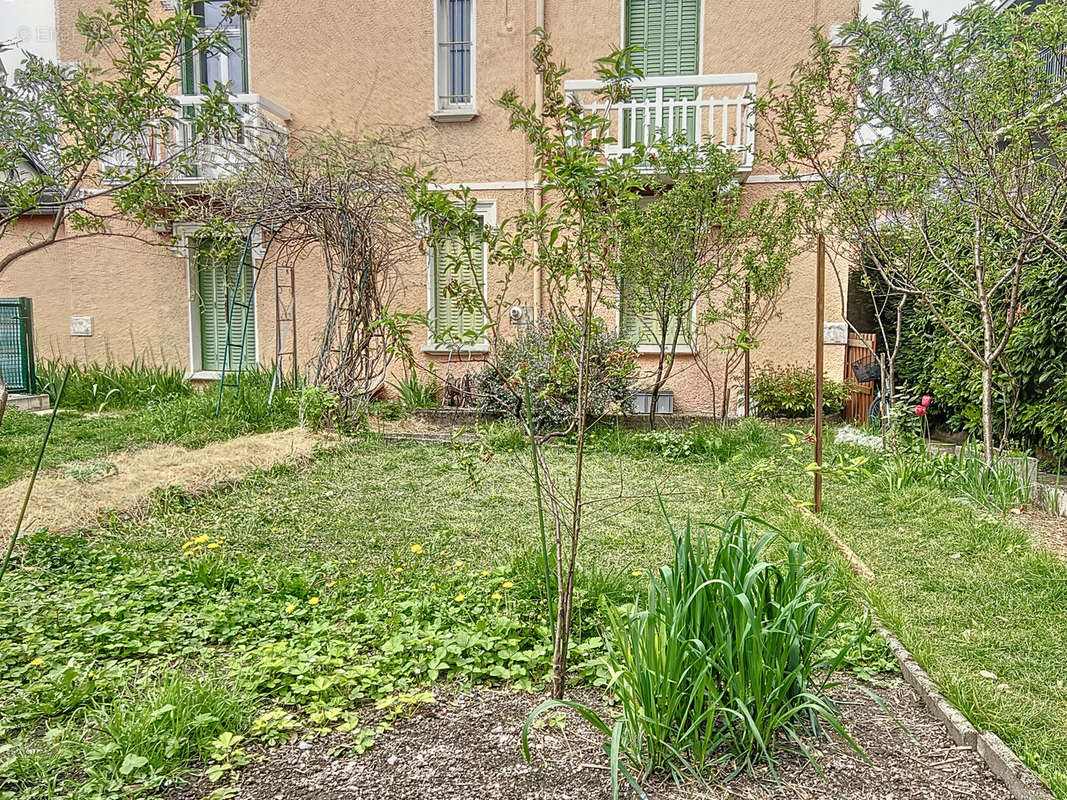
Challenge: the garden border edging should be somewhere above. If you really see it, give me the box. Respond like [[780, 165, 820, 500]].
[[794, 503, 1056, 800]]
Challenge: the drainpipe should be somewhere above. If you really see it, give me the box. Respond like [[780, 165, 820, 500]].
[[532, 0, 545, 322]]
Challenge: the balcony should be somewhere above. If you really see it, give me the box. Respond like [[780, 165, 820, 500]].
[[563, 73, 757, 174], [103, 93, 292, 185]]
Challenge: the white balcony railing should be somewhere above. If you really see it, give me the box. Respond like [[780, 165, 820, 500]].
[[564, 73, 757, 173], [103, 93, 292, 184]]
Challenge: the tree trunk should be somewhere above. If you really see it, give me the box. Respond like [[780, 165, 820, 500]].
[[980, 360, 995, 466]]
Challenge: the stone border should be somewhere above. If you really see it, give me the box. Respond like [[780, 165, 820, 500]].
[[800, 507, 1056, 800]]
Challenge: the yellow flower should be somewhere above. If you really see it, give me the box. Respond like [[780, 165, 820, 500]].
[[454, 560, 464, 568], [411, 544, 424, 554], [87, 671, 94, 678], [206, 542, 220, 550], [195, 534, 210, 544], [501, 581, 514, 589], [480, 570, 490, 577], [326, 581, 336, 588], [631, 570, 643, 577], [308, 597, 320, 605], [491, 593, 502, 601], [394, 566, 404, 574], [285, 603, 296, 613], [29, 657, 43, 667], [454, 594, 466, 603]]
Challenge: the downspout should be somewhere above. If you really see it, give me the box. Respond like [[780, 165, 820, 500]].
[[533, 0, 545, 322]]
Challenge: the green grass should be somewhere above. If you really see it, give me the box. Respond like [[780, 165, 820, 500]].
[[35, 360, 191, 412], [0, 370, 298, 489], [0, 420, 1064, 797]]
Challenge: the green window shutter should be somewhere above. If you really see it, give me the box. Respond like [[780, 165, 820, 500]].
[[625, 0, 700, 145], [197, 239, 256, 371], [432, 223, 485, 346], [626, 0, 699, 77], [620, 282, 690, 347]]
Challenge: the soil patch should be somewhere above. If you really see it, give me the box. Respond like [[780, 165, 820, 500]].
[[1022, 508, 1067, 561], [183, 674, 1014, 800], [0, 427, 326, 542]]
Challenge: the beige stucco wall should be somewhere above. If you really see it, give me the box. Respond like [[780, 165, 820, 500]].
[[2, 0, 855, 409]]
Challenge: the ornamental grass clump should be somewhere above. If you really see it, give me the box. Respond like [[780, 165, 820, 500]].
[[524, 512, 857, 797]]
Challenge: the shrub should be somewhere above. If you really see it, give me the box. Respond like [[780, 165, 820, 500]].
[[476, 317, 638, 431], [751, 364, 851, 418], [523, 512, 856, 795], [390, 370, 440, 408]]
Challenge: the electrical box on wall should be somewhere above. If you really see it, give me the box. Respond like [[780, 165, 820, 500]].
[[70, 316, 93, 337], [508, 305, 533, 326]]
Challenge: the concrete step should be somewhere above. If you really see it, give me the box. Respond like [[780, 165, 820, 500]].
[[7, 393, 51, 412]]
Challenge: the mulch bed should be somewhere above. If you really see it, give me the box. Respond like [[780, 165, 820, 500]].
[[171, 674, 1014, 800], [1022, 508, 1067, 562]]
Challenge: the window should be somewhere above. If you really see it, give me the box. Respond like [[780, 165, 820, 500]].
[[427, 203, 493, 350], [624, 0, 700, 145], [434, 0, 476, 116], [182, 1, 248, 94], [193, 237, 256, 373], [619, 281, 692, 349]]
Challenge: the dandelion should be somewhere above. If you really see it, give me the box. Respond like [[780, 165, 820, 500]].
[[491, 593, 502, 601], [29, 657, 43, 667], [195, 534, 209, 544], [285, 603, 297, 613], [87, 671, 94, 678], [394, 566, 404, 574], [480, 570, 490, 577], [454, 594, 466, 603], [206, 542, 220, 550], [411, 544, 424, 554], [308, 597, 320, 606], [326, 581, 336, 588], [631, 570, 642, 577], [501, 581, 514, 589], [454, 560, 464, 568]]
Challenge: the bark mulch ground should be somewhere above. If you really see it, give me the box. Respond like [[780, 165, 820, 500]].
[[176, 674, 1015, 800], [1022, 508, 1067, 563]]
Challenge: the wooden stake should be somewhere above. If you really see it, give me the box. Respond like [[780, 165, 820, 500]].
[[744, 278, 751, 418], [814, 234, 825, 513]]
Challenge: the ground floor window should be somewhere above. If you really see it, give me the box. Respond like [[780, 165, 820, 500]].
[[428, 204, 492, 349], [619, 282, 691, 348], [194, 238, 256, 372]]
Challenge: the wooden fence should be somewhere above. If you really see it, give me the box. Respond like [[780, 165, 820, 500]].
[[843, 332, 878, 424]]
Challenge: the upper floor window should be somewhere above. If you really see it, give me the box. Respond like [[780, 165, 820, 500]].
[[182, 1, 248, 94], [435, 0, 475, 111]]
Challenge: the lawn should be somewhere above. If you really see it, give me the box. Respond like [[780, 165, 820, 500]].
[[0, 421, 1064, 798], [0, 372, 297, 489]]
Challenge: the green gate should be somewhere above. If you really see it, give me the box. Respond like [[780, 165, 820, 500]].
[[0, 298, 36, 393]]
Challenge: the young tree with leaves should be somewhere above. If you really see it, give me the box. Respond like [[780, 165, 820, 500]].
[[758, 0, 1067, 463], [413, 36, 648, 699], [0, 0, 255, 276], [616, 139, 797, 426]]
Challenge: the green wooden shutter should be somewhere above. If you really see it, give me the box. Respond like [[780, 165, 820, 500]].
[[620, 282, 691, 347], [197, 240, 255, 371], [432, 224, 485, 346], [625, 0, 700, 146]]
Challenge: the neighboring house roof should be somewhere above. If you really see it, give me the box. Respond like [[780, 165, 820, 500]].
[[0, 153, 62, 216]]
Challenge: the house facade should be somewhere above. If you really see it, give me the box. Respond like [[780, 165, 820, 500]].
[[0, 0, 856, 413]]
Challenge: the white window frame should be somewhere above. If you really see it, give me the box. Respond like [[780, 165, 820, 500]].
[[423, 199, 495, 354], [175, 223, 260, 379], [429, 0, 478, 122]]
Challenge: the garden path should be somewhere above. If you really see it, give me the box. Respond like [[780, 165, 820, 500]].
[[0, 426, 326, 543]]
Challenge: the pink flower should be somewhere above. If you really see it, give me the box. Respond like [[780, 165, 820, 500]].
[[914, 405, 927, 417], [921, 395, 932, 408]]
